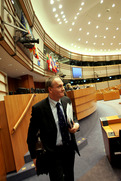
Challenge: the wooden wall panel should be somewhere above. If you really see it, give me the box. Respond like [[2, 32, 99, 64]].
[[4, 93, 48, 172], [0, 101, 15, 173]]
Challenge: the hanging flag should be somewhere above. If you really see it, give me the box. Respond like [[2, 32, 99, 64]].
[[46, 53, 59, 72]]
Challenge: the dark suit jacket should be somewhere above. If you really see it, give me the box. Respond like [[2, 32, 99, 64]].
[[27, 96, 80, 159]]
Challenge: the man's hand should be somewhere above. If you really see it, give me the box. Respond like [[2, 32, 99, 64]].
[[69, 122, 79, 133]]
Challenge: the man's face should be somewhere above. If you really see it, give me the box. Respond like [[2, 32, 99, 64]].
[[48, 77, 65, 101]]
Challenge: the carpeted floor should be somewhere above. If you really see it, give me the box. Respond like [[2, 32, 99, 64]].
[[23, 98, 121, 181]]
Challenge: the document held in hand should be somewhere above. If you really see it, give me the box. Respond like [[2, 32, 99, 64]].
[[66, 103, 74, 128]]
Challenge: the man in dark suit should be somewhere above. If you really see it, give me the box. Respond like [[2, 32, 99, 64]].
[[27, 75, 80, 181]]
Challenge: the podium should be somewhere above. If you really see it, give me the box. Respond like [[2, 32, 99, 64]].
[[100, 115, 121, 164]]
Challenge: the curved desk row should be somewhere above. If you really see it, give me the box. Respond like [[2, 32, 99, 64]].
[[66, 87, 97, 120]]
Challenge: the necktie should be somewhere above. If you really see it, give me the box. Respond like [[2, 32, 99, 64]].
[[56, 102, 70, 145]]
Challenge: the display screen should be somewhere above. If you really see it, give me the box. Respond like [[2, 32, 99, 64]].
[[72, 67, 82, 78]]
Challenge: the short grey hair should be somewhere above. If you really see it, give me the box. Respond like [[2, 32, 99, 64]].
[[45, 75, 62, 93]]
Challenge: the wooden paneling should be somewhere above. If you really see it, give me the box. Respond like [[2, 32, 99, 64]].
[[4, 93, 48, 171], [0, 101, 15, 173], [67, 87, 97, 120]]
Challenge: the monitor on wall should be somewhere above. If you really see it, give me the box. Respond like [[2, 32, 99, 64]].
[[72, 67, 82, 78]]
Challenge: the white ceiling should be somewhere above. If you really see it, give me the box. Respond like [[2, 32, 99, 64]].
[[1, 0, 121, 82], [31, 0, 121, 55]]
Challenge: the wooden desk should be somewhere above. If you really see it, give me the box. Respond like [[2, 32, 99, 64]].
[[67, 87, 97, 120], [103, 90, 120, 101], [100, 115, 121, 163]]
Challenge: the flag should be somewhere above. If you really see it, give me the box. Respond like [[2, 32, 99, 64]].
[[46, 53, 59, 72]]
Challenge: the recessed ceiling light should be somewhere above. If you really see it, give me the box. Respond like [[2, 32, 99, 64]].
[[71, 43, 73, 46], [104, 36, 106, 39], [64, 18, 66, 21], [78, 38, 81, 41], [98, 14, 101, 18], [74, 16, 77, 20], [96, 25, 99, 29], [116, 27, 119, 30], [77, 13, 80, 15], [110, 43, 113, 45], [59, 4, 62, 9], [112, 4, 115, 7], [113, 36, 116, 38], [61, 11, 64, 14], [95, 35, 97, 38], [79, 7, 82, 11], [87, 32, 89, 35], [79, 28, 82, 31], [57, 18, 60, 21], [88, 21, 91, 25], [72, 22, 75, 25], [53, 8, 56, 12], [65, 21, 68, 23], [62, 15, 65, 18], [100, 0, 103, 4], [50, 0, 54, 4], [55, 14, 58, 18], [86, 41, 88, 44], [81, 2, 85, 6], [59, 22, 62, 24], [93, 43, 96, 45], [106, 27, 109, 30], [102, 43, 104, 45], [108, 16, 111, 20], [69, 28, 72, 31], [74, 45, 77, 47]]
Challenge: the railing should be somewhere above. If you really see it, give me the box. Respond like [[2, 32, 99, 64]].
[[11, 94, 35, 134]]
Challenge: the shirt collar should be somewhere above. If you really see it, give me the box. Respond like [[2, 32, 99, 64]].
[[48, 96, 61, 107]]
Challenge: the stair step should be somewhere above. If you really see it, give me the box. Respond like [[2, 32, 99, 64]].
[[24, 151, 32, 163], [77, 137, 88, 151], [7, 161, 36, 181]]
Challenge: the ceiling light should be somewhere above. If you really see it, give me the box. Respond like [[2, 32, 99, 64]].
[[61, 11, 64, 14], [93, 43, 96, 45], [88, 21, 91, 25], [74, 45, 77, 47], [104, 36, 106, 39], [113, 36, 116, 38], [81, 2, 85, 6], [55, 14, 58, 18], [50, 0, 54, 4], [110, 43, 113, 45], [108, 16, 111, 20], [72, 22, 75, 25], [79, 28, 82, 31], [77, 13, 80, 15], [86, 41, 88, 44], [100, 0, 103, 4], [78, 47, 80, 48], [96, 25, 99, 29], [57, 18, 60, 21], [106, 27, 109, 30], [78, 38, 81, 41], [0, 57, 2, 60], [59, 4, 62, 9], [53, 8, 56, 12], [62, 15, 65, 18], [95, 35, 97, 38], [102, 43, 104, 45], [64, 18, 66, 21], [69, 28, 72, 31], [87, 32, 89, 35], [74, 16, 77, 20], [71, 43, 73, 46], [59, 22, 62, 24], [116, 27, 119, 30], [98, 14, 101, 18], [79, 7, 82, 11], [65, 21, 68, 23], [112, 4, 115, 7]]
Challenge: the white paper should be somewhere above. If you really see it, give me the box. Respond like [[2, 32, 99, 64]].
[[66, 103, 73, 128]]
